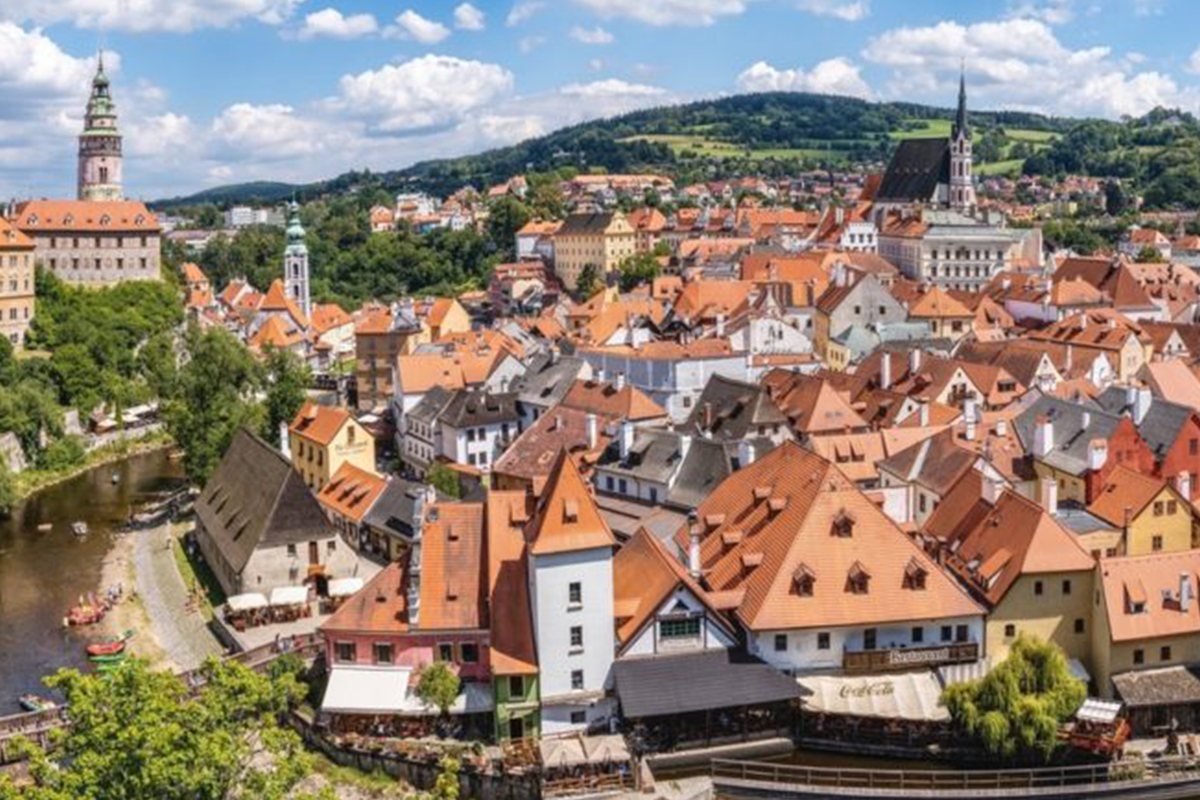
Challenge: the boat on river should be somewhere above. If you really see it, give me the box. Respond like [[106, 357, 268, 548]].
[[66, 602, 105, 626], [18, 694, 56, 713], [87, 651, 127, 664], [85, 629, 135, 657], [36, 523, 52, 533], [70, 522, 88, 537]]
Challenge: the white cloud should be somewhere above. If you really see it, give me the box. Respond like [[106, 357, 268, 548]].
[[211, 103, 325, 160], [454, 3, 485, 30], [473, 114, 547, 143], [570, 25, 614, 44], [331, 55, 514, 133], [296, 8, 378, 40], [560, 79, 667, 98], [1005, 0, 1077, 24], [518, 35, 545, 54], [863, 17, 1200, 118], [570, 0, 749, 26], [506, 2, 545, 26], [0, 0, 301, 32], [385, 10, 451, 43], [796, 0, 870, 22], [737, 58, 873, 99]]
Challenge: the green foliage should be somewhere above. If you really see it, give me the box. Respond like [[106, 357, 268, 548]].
[[0, 462, 16, 516], [165, 325, 265, 485], [1136, 245, 1166, 263], [7, 658, 309, 799], [37, 436, 85, 472], [196, 224, 287, 291], [575, 264, 601, 300], [618, 251, 662, 292], [942, 635, 1086, 763], [261, 347, 311, 447], [427, 462, 461, 500], [425, 756, 461, 800], [1038, 220, 1107, 256], [486, 197, 531, 260], [415, 661, 462, 717]]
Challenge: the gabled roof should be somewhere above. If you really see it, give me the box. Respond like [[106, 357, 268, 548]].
[[876, 138, 950, 203], [908, 286, 972, 319], [762, 370, 870, 435], [684, 374, 786, 441], [1087, 465, 1172, 527], [249, 316, 304, 350], [561, 379, 666, 422], [528, 451, 616, 557], [320, 560, 408, 635], [13, 199, 160, 232], [438, 389, 519, 429], [1099, 551, 1200, 643], [492, 405, 610, 495], [486, 491, 537, 675], [196, 428, 334, 574], [1013, 395, 1126, 476], [877, 428, 978, 497], [311, 303, 352, 334], [1095, 387, 1194, 460], [260, 278, 308, 329], [290, 402, 351, 446], [420, 502, 486, 630], [678, 441, 981, 631], [317, 463, 387, 524]]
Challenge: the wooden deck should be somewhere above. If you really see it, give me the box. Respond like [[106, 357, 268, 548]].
[[711, 756, 1200, 798]]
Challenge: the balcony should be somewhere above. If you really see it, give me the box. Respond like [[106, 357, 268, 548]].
[[842, 642, 978, 674]]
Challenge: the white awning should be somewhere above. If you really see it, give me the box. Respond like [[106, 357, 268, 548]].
[[322, 666, 412, 714], [798, 671, 949, 722], [226, 592, 268, 612], [540, 734, 630, 769], [398, 681, 495, 716], [1077, 698, 1121, 725], [1068, 658, 1092, 684], [269, 585, 309, 606], [328, 577, 364, 599]]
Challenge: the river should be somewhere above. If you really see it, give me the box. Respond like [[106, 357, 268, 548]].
[[0, 449, 184, 713]]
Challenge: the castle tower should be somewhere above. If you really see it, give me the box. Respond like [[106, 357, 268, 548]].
[[948, 69, 975, 212], [283, 201, 311, 320], [77, 52, 123, 202]]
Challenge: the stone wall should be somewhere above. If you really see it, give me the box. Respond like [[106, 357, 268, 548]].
[[31, 231, 160, 285]]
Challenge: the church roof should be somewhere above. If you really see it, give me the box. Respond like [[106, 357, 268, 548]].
[[876, 138, 950, 203]]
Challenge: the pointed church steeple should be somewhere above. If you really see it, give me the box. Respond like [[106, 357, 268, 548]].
[[952, 66, 969, 141], [78, 49, 123, 201], [947, 66, 975, 212]]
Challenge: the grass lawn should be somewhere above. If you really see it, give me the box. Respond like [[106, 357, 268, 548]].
[[891, 119, 954, 139], [311, 752, 408, 795], [621, 134, 848, 162], [171, 530, 226, 621], [977, 159, 1025, 176], [1006, 128, 1058, 142]]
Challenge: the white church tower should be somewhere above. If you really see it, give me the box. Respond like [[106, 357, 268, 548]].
[[283, 201, 311, 320], [948, 69, 975, 212], [77, 52, 123, 201]]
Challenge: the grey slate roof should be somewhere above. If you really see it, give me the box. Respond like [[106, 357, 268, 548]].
[[1094, 387, 1194, 461], [877, 429, 977, 496], [598, 429, 684, 485], [613, 649, 802, 718], [1013, 395, 1124, 476], [514, 353, 588, 411], [877, 138, 950, 203], [557, 212, 619, 237], [196, 429, 334, 574], [407, 385, 455, 425], [438, 389, 519, 429], [683, 374, 786, 442], [362, 477, 432, 542]]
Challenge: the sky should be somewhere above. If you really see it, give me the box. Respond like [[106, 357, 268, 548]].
[[2, 0, 1200, 199]]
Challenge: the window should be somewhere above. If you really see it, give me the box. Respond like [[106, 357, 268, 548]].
[[774, 634, 788, 652], [327, 540, 336, 553], [1153, 535, 1164, 552], [570, 626, 583, 649], [1004, 624, 1016, 638], [570, 711, 586, 725], [1168, 500, 1178, 515], [649, 487, 658, 503], [287, 544, 297, 557], [661, 617, 701, 640], [438, 643, 454, 662], [1034, 580, 1043, 596], [1154, 500, 1165, 516], [1075, 618, 1086, 634], [941, 625, 952, 642], [460, 643, 479, 663], [911, 626, 924, 644], [335, 642, 356, 662], [1062, 579, 1072, 595], [863, 628, 877, 650], [571, 670, 584, 690], [1191, 438, 1198, 456], [467, 429, 476, 442], [373, 643, 394, 664], [569, 582, 582, 606], [919, 494, 927, 513], [817, 632, 831, 650], [508, 676, 525, 697], [955, 625, 968, 643]]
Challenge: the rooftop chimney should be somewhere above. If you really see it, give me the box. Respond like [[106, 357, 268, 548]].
[[586, 413, 598, 450], [279, 421, 291, 460], [1178, 471, 1193, 502], [1034, 415, 1055, 458], [689, 523, 702, 580], [1088, 439, 1108, 472], [995, 418, 1008, 438], [982, 472, 1002, 505], [614, 372, 626, 392], [880, 353, 892, 390], [918, 400, 930, 427], [909, 348, 922, 376], [964, 397, 978, 442], [737, 439, 755, 469], [1182, 573, 1193, 613], [619, 420, 635, 460], [1040, 478, 1058, 517], [1134, 387, 1153, 425], [716, 313, 727, 338]]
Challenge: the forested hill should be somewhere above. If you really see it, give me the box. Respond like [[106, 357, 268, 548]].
[[154, 92, 1077, 208], [157, 93, 1200, 210]]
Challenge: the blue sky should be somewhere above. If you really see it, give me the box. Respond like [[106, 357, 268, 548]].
[[2, 0, 1199, 199]]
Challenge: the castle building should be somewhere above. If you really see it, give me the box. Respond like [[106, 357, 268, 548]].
[[283, 201, 311, 320], [77, 53, 123, 202], [0, 218, 36, 348]]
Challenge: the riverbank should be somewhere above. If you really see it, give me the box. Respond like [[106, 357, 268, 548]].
[[95, 531, 171, 670], [14, 431, 175, 503]]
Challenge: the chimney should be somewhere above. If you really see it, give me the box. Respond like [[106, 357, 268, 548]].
[[909, 348, 922, 376], [880, 353, 892, 390], [964, 397, 978, 442], [1178, 471, 1193, 501], [1081, 410, 1091, 430], [596, 368, 606, 383], [614, 372, 626, 392], [1135, 387, 1153, 425], [1041, 478, 1059, 517], [918, 400, 930, 427], [982, 473, 1002, 505], [737, 439, 755, 469], [619, 420, 635, 459], [995, 418, 1008, 438], [1088, 438, 1108, 472], [702, 402, 714, 432], [586, 413, 598, 450], [279, 421, 291, 460], [716, 313, 727, 338], [679, 433, 693, 463], [1065, 344, 1073, 372], [835, 206, 845, 225], [688, 523, 702, 580], [1079, 314, 1087, 330], [1182, 573, 1193, 613], [1033, 415, 1055, 458]]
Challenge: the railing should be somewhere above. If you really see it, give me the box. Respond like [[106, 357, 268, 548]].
[[711, 756, 1200, 794], [842, 642, 979, 673]]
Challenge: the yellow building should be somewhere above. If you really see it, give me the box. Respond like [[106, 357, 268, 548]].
[[1092, 551, 1200, 705], [422, 296, 470, 341], [906, 286, 973, 343], [0, 218, 35, 348], [288, 402, 376, 491], [1088, 466, 1194, 556], [552, 211, 635, 291]]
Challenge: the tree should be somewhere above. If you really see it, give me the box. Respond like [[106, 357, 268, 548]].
[[415, 661, 462, 718], [5, 658, 310, 799], [426, 756, 461, 800], [427, 462, 461, 500], [486, 197, 531, 260], [0, 462, 16, 517], [261, 347, 311, 448], [575, 264, 601, 300], [942, 635, 1085, 762], [618, 252, 661, 292], [1104, 180, 1128, 215], [1136, 245, 1166, 263]]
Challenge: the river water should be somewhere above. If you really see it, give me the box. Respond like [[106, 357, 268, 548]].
[[0, 449, 184, 713]]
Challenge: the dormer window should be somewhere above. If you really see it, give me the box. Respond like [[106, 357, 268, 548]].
[[563, 499, 579, 523], [99, 214, 111, 226], [903, 557, 928, 590], [846, 561, 871, 594], [63, 214, 74, 225], [832, 509, 856, 538], [793, 563, 816, 597], [27, 215, 37, 225]]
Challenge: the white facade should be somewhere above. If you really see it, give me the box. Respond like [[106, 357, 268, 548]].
[[530, 548, 616, 734], [620, 586, 736, 657], [839, 220, 878, 253], [730, 318, 813, 356], [580, 351, 751, 422], [747, 615, 986, 674], [440, 418, 516, 471]]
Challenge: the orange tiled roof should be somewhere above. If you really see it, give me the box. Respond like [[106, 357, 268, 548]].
[[182, 262, 207, 284], [1087, 465, 1171, 527], [486, 491, 538, 675], [259, 279, 309, 329], [310, 303, 352, 335], [908, 286, 972, 319], [1099, 550, 1200, 643], [527, 451, 616, 557], [0, 217, 34, 248], [317, 463, 387, 523], [290, 402, 350, 446], [560, 379, 666, 422], [419, 502, 486, 630], [13, 199, 160, 232], [249, 316, 304, 350]]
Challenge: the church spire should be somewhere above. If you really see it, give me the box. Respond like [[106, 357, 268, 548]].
[[953, 65, 969, 141], [77, 49, 123, 201]]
